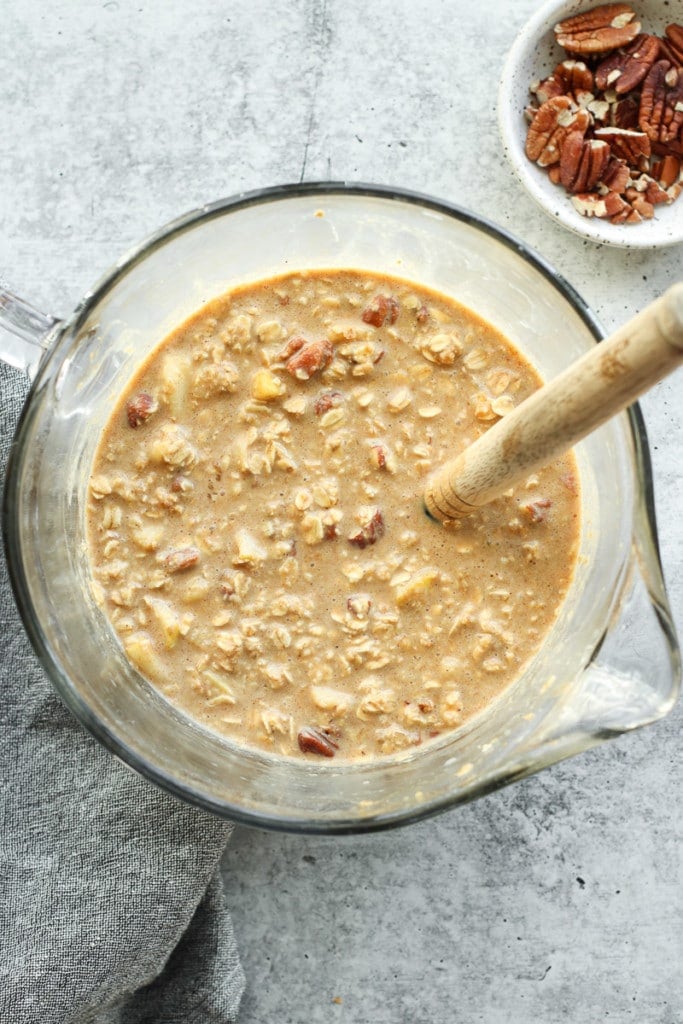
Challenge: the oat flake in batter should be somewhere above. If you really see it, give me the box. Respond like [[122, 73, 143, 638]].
[[87, 269, 580, 761]]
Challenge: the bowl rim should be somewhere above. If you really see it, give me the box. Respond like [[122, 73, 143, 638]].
[[1, 180, 664, 833], [498, 0, 683, 249]]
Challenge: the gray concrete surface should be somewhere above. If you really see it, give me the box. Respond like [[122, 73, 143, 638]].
[[2, 1, 682, 1021]]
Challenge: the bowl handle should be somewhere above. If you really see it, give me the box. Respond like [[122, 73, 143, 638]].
[[0, 286, 62, 377]]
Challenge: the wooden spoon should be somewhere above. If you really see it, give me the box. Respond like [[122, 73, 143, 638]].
[[424, 282, 683, 522]]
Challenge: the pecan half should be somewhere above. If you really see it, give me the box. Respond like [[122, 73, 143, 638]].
[[595, 33, 660, 94], [126, 392, 157, 428], [285, 339, 335, 380], [639, 61, 683, 143], [594, 126, 651, 163], [664, 25, 683, 65], [555, 4, 640, 54], [560, 132, 610, 193], [298, 726, 339, 757], [525, 97, 591, 167], [361, 294, 400, 328]]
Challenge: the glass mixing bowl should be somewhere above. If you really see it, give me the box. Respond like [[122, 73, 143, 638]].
[[1, 183, 679, 832]]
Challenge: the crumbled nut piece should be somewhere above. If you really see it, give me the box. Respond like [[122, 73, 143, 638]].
[[126, 392, 158, 428], [369, 443, 398, 473], [348, 509, 385, 549], [521, 498, 553, 523], [314, 390, 344, 415], [361, 294, 400, 328], [298, 726, 339, 757], [279, 335, 305, 360], [286, 339, 335, 380]]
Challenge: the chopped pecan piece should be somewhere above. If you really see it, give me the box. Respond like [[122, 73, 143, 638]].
[[571, 190, 630, 219], [285, 339, 335, 381], [629, 194, 655, 218], [164, 547, 201, 573], [278, 335, 306, 361], [639, 61, 683, 144], [652, 153, 682, 188], [555, 4, 640, 55], [314, 390, 344, 415], [594, 126, 651, 163], [522, 498, 553, 523], [126, 392, 158, 428], [560, 132, 610, 193], [611, 94, 640, 129], [361, 294, 400, 328], [298, 726, 339, 757], [637, 174, 671, 204], [526, 97, 591, 167], [348, 509, 385, 549], [532, 60, 594, 106], [595, 33, 660, 94], [601, 155, 631, 193], [347, 593, 372, 618], [170, 475, 192, 493]]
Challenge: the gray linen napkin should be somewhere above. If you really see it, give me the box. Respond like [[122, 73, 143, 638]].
[[0, 361, 245, 1023]]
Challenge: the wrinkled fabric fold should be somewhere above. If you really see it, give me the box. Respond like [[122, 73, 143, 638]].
[[0, 361, 244, 1023]]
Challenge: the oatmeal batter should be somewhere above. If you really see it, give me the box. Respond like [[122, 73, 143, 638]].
[[87, 270, 580, 761]]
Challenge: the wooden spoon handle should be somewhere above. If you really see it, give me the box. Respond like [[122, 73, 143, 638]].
[[424, 283, 683, 522]]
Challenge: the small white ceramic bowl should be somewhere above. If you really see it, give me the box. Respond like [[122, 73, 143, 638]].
[[498, 0, 683, 247]]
